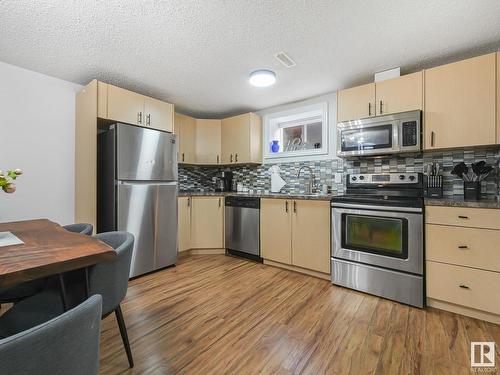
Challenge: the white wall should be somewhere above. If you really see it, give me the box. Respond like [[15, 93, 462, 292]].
[[257, 91, 338, 163], [0, 61, 82, 224]]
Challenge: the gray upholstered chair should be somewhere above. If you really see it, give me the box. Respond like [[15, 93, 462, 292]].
[[0, 231, 135, 368], [0, 295, 102, 375], [0, 223, 94, 304], [63, 223, 93, 236], [90, 231, 135, 368]]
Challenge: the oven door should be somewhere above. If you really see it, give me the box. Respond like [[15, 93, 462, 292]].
[[331, 203, 423, 275], [337, 121, 398, 157]]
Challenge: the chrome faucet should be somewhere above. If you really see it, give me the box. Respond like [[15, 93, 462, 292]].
[[297, 166, 316, 194]]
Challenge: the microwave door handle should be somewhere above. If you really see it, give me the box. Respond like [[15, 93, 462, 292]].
[[393, 123, 400, 152]]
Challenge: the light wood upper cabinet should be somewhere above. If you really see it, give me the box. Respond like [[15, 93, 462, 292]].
[[196, 119, 221, 164], [337, 83, 375, 122], [97, 81, 108, 119], [424, 53, 496, 150], [144, 96, 174, 132], [191, 197, 224, 249], [175, 113, 197, 164], [291, 200, 330, 274], [260, 199, 292, 264], [107, 84, 145, 126], [221, 113, 262, 164], [101, 82, 174, 132], [178, 197, 191, 252], [375, 71, 423, 115], [497, 52, 500, 144]]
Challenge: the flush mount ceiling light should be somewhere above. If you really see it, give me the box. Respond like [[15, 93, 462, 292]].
[[249, 69, 276, 87]]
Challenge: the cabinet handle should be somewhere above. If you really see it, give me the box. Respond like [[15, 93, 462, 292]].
[[182, 153, 185, 162], [217, 155, 220, 164], [458, 245, 469, 249], [293, 201, 297, 213], [458, 215, 469, 219], [285, 201, 288, 213], [230, 154, 233, 163], [235, 153, 238, 162], [379, 100, 383, 114], [459, 284, 470, 290], [431, 131, 435, 147], [146, 114, 151, 126], [368, 103, 371, 116], [187, 197, 190, 207], [138, 112, 142, 124], [218, 198, 221, 207]]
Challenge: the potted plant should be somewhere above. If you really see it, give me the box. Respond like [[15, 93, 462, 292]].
[[0, 169, 22, 193]]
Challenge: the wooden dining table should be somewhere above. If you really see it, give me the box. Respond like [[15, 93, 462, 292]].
[[0, 219, 116, 309]]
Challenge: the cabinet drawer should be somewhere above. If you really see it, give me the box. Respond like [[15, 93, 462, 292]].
[[426, 225, 500, 272], [426, 261, 500, 314], [426, 206, 500, 229]]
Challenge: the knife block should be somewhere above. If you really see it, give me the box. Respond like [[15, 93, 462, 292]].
[[424, 175, 443, 198]]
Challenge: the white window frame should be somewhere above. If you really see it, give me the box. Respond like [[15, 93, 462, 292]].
[[263, 102, 328, 162]]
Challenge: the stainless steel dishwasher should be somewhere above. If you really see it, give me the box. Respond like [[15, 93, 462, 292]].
[[225, 196, 261, 261]]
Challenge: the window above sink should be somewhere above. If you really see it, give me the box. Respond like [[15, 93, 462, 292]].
[[263, 101, 329, 162]]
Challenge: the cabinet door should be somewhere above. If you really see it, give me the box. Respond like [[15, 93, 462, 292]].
[[260, 199, 292, 264], [222, 113, 251, 164], [291, 200, 330, 273], [375, 71, 422, 115], [178, 197, 191, 252], [145, 96, 174, 132], [191, 197, 223, 249], [175, 113, 196, 164], [107, 84, 145, 126], [337, 83, 375, 122], [195, 119, 221, 164], [221, 117, 236, 164], [497, 52, 500, 144], [424, 53, 496, 149]]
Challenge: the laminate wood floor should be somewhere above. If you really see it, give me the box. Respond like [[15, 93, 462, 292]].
[[100, 255, 500, 374]]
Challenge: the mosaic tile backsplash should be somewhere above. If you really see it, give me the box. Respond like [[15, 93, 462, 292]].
[[179, 147, 500, 198]]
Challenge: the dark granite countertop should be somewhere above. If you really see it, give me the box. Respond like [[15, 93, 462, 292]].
[[178, 191, 337, 201], [180, 192, 500, 207], [424, 196, 500, 209]]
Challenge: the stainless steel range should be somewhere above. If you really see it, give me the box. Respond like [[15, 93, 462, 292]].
[[331, 173, 424, 308]]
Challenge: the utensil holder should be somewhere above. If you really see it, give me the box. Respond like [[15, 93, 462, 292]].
[[424, 175, 443, 198], [464, 181, 481, 201]]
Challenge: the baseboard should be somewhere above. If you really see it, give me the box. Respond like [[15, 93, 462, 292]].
[[263, 259, 331, 280], [181, 248, 226, 255], [427, 298, 500, 325]]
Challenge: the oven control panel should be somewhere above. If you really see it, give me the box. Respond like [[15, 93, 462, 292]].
[[349, 173, 420, 185]]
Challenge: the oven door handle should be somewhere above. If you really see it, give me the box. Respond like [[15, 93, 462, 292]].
[[331, 202, 422, 213]]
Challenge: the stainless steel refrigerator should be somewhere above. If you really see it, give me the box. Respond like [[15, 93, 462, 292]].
[[97, 123, 178, 278]]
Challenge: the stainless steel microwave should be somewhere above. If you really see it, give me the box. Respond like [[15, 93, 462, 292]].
[[337, 110, 421, 157]]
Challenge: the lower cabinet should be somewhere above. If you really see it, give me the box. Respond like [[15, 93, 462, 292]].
[[291, 200, 331, 274], [260, 199, 292, 264], [178, 197, 191, 252], [190, 196, 224, 249], [261, 198, 330, 274], [425, 206, 500, 324]]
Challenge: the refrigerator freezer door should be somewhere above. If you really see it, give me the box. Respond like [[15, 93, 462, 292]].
[[117, 182, 156, 277], [116, 123, 178, 181], [155, 183, 178, 269]]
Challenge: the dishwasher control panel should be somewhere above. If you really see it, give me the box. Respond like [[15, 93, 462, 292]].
[[225, 196, 260, 209]]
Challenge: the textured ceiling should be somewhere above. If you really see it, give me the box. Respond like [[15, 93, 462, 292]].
[[1, 1, 500, 118]]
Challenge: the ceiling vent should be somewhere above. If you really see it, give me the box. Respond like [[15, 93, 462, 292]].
[[275, 51, 296, 68]]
